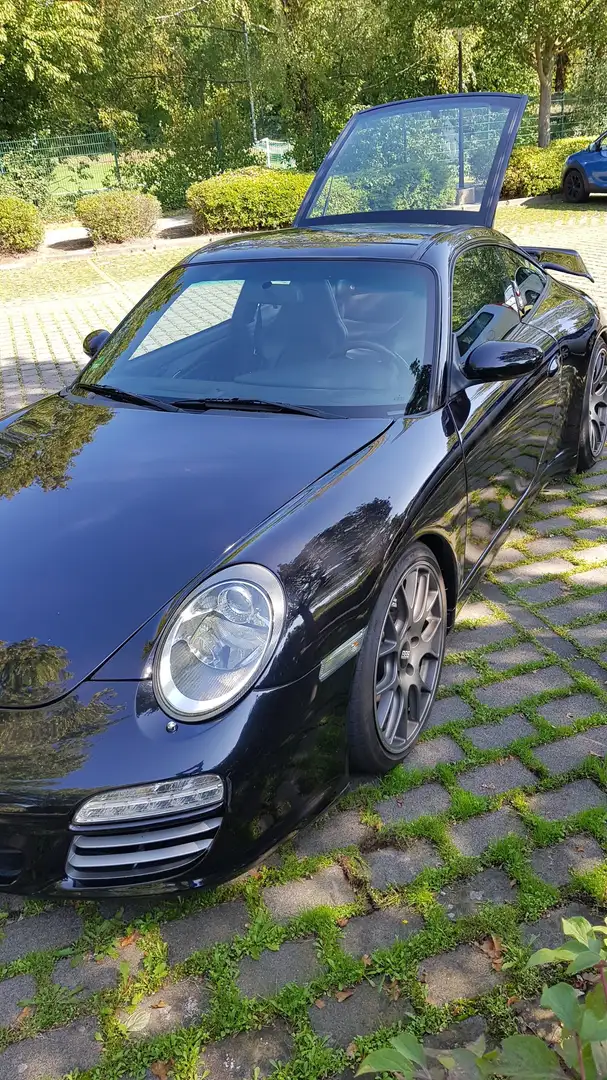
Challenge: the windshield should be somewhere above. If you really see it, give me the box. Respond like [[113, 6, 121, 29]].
[[77, 259, 435, 416], [296, 94, 526, 228]]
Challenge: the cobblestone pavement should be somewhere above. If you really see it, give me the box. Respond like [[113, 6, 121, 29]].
[[1, 224, 607, 1078]]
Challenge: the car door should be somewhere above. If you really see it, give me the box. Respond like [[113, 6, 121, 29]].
[[447, 243, 560, 578], [585, 132, 607, 189]]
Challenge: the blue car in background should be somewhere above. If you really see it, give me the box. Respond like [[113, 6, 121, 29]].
[[563, 131, 607, 202]]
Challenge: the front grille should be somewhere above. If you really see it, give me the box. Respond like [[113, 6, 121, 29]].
[[66, 812, 222, 887]]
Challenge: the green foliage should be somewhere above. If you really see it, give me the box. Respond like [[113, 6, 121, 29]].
[[0, 149, 53, 206], [502, 137, 591, 198], [76, 189, 160, 243], [186, 167, 314, 233], [0, 194, 42, 253]]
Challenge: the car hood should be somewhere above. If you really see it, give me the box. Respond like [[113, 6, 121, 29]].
[[0, 395, 389, 708]]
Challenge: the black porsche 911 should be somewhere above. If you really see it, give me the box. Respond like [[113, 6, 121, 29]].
[[1, 92, 606, 897]]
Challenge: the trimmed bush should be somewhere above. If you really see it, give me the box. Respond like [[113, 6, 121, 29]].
[[186, 167, 314, 232], [502, 137, 591, 199], [0, 196, 43, 254], [76, 190, 161, 244]]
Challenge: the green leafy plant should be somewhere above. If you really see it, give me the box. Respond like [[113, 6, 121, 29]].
[[186, 167, 314, 233], [76, 189, 160, 243], [501, 137, 591, 198], [356, 916, 607, 1080], [0, 195, 43, 253]]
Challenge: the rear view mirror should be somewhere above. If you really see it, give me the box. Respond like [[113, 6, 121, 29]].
[[83, 329, 110, 358], [463, 339, 543, 382], [522, 246, 593, 281]]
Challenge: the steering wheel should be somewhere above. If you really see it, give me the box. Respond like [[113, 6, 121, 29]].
[[344, 339, 409, 382]]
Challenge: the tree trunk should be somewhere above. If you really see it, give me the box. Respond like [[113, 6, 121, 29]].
[[535, 34, 555, 147], [555, 52, 570, 93]]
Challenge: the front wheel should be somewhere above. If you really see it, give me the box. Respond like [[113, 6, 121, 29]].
[[563, 169, 588, 204], [577, 338, 607, 472], [347, 542, 447, 774]]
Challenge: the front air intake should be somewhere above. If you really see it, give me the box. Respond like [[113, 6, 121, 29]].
[[66, 811, 222, 887]]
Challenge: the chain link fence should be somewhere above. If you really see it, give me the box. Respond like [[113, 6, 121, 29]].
[[0, 132, 121, 199], [517, 94, 607, 145]]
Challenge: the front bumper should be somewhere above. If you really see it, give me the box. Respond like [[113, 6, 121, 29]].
[[0, 663, 351, 897]]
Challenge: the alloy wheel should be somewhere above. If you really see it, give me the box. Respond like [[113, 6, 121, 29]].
[[565, 170, 583, 201], [374, 560, 445, 753], [589, 344, 607, 458]]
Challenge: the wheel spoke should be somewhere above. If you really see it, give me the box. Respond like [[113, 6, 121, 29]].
[[376, 659, 399, 696]]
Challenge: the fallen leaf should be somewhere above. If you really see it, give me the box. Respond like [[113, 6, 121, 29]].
[[506, 996, 519, 1006], [362, 953, 372, 967], [150, 1062, 173, 1080], [249, 868, 262, 879], [120, 931, 140, 948], [335, 989, 354, 1003], [345, 1041, 357, 1058], [151, 1000, 167, 1009], [314, 998, 326, 1009], [336, 917, 349, 928], [480, 934, 503, 962], [15, 1006, 31, 1023], [386, 979, 401, 1001]]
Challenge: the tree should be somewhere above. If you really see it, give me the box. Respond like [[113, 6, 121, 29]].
[[431, 0, 607, 145]]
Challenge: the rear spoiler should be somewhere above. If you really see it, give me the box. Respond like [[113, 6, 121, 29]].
[[522, 246, 594, 282]]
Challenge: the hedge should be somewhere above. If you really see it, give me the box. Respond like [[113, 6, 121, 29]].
[[0, 196, 43, 254], [76, 190, 161, 244], [501, 137, 591, 199], [186, 167, 314, 232]]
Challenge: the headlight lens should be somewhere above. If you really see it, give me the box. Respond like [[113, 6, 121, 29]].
[[153, 564, 285, 721], [74, 775, 224, 824]]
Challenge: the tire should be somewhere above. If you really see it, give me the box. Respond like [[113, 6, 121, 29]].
[[563, 168, 589, 204], [347, 542, 447, 774], [577, 337, 607, 472]]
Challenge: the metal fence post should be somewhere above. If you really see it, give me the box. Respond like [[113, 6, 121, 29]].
[[111, 133, 122, 187]]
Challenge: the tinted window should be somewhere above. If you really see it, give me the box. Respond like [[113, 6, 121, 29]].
[[502, 250, 546, 316], [452, 245, 520, 356], [78, 260, 436, 416]]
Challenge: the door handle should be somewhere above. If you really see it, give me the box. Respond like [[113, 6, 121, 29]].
[[547, 356, 560, 376]]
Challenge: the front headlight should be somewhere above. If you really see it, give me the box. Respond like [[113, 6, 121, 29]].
[[153, 564, 285, 721]]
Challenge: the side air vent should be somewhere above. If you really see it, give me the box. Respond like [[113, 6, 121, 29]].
[[66, 813, 222, 887]]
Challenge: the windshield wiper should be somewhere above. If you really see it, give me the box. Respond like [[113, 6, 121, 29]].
[[170, 397, 335, 418], [77, 383, 179, 413]]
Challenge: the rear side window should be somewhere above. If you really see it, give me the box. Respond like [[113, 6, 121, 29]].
[[452, 245, 520, 356]]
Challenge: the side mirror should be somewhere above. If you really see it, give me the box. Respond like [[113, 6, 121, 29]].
[[83, 329, 110, 358], [463, 339, 543, 382], [588, 141, 597, 152]]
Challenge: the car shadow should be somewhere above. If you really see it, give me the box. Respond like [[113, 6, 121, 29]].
[[518, 193, 607, 213]]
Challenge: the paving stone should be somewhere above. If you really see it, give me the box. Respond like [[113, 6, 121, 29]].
[[573, 657, 607, 686], [440, 663, 477, 687], [514, 548, 574, 568], [341, 906, 424, 956], [161, 900, 249, 963], [528, 779, 607, 821], [425, 1016, 487, 1051], [583, 475, 607, 489], [530, 835, 605, 885], [118, 978, 210, 1039], [0, 974, 36, 1026], [569, 566, 607, 587], [0, 907, 82, 964], [199, 1020, 294, 1080], [579, 490, 607, 505], [547, 593, 607, 624], [237, 939, 321, 998], [458, 759, 536, 796], [514, 997, 562, 1045], [576, 507, 607, 523], [0, 1017, 101, 1078], [492, 547, 525, 567], [294, 810, 371, 858], [438, 868, 517, 919], [52, 943, 142, 999], [405, 736, 465, 769], [446, 623, 514, 655], [518, 580, 568, 603], [576, 543, 607, 563], [309, 981, 412, 1047], [427, 696, 473, 728], [263, 866, 355, 923], [449, 807, 526, 856], [535, 727, 607, 774], [420, 943, 503, 1006], [367, 842, 442, 889], [538, 692, 603, 727], [475, 667, 572, 707], [522, 903, 597, 950], [376, 783, 451, 824], [532, 515, 573, 534], [465, 714, 536, 750], [0, 894, 25, 914], [489, 643, 546, 671], [578, 523, 607, 539], [456, 600, 499, 623], [570, 622, 607, 648]]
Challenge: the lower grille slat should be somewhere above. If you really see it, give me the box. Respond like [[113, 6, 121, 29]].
[[66, 807, 223, 888]]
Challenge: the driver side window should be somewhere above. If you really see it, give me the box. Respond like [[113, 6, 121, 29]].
[[452, 245, 521, 360]]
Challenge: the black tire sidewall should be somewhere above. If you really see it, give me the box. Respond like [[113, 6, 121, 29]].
[[577, 337, 607, 472], [347, 541, 447, 774], [564, 169, 587, 203]]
